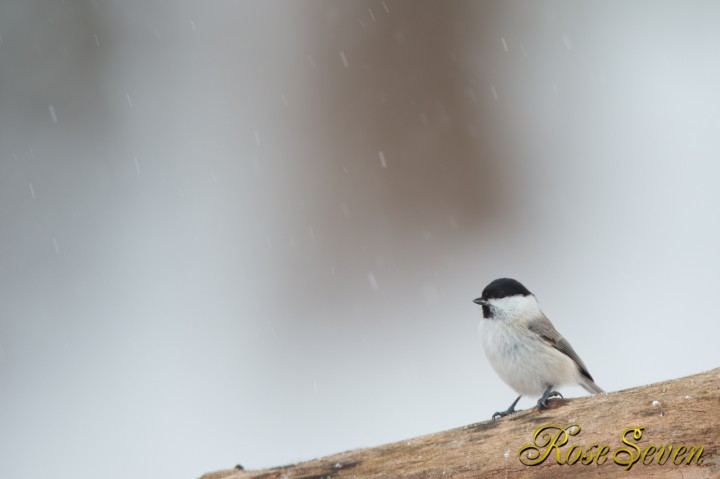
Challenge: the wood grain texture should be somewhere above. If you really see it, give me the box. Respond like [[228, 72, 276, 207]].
[[202, 368, 720, 479]]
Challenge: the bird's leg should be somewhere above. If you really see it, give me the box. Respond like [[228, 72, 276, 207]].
[[492, 395, 522, 420], [537, 385, 563, 410]]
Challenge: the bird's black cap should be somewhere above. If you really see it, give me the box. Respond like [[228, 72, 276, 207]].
[[479, 278, 532, 301]]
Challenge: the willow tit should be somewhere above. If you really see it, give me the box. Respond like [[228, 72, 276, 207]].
[[473, 278, 604, 419]]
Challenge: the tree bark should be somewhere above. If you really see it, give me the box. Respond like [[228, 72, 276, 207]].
[[202, 368, 720, 478]]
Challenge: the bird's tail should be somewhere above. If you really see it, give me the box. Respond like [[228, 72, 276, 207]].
[[579, 377, 605, 395]]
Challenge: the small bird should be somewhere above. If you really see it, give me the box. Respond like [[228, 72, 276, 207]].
[[473, 278, 604, 419]]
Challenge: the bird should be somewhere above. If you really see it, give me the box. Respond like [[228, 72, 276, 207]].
[[473, 278, 604, 420]]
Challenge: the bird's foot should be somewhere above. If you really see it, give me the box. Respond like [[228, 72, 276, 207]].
[[492, 395, 523, 420], [536, 390, 563, 410], [492, 407, 520, 420]]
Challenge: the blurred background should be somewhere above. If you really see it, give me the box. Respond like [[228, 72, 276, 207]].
[[2, 1, 720, 478]]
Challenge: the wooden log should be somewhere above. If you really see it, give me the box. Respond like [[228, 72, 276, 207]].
[[202, 368, 720, 478]]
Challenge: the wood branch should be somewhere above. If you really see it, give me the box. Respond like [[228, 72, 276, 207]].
[[202, 368, 720, 478]]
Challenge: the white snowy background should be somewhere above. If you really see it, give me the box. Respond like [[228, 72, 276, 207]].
[[1, 1, 719, 479]]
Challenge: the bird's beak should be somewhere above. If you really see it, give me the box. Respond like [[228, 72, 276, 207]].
[[473, 298, 488, 306]]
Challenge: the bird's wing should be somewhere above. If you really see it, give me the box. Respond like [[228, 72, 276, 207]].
[[527, 315, 595, 383]]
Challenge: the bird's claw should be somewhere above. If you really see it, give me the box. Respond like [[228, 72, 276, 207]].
[[492, 408, 519, 420], [536, 390, 563, 409]]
